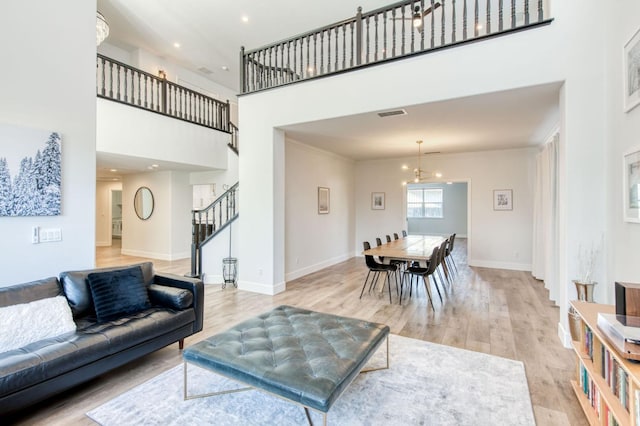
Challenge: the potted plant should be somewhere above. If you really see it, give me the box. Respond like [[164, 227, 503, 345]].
[[568, 238, 602, 341]]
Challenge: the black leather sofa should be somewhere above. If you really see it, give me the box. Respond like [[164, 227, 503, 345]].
[[0, 262, 204, 416]]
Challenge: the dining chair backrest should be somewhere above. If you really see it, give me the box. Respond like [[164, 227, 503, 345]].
[[363, 241, 384, 269], [386, 235, 391, 243], [448, 233, 456, 254], [439, 240, 448, 265], [426, 246, 439, 274], [394, 233, 399, 240], [376, 237, 383, 247], [402, 230, 407, 237]]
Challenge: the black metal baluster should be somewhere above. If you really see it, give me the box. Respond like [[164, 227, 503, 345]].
[[365, 16, 370, 63], [538, 0, 543, 21], [420, 0, 425, 50], [430, 0, 435, 48], [401, 5, 406, 55], [524, 0, 529, 24], [101, 57, 106, 96], [342, 25, 346, 70], [306, 35, 311, 76], [287, 41, 291, 82], [313, 34, 317, 75], [143, 75, 148, 108], [292, 39, 298, 79], [137, 73, 141, 106], [499, 0, 503, 31], [511, 0, 516, 28], [374, 14, 379, 61], [452, 0, 457, 42], [356, 7, 363, 65], [109, 61, 114, 98], [334, 26, 339, 72], [463, 0, 468, 40], [327, 29, 332, 73], [410, 1, 415, 53], [320, 31, 325, 74], [486, 0, 491, 34], [383, 10, 389, 58], [123, 68, 128, 103], [441, 0, 446, 45], [392, 9, 397, 57], [116, 64, 122, 101]]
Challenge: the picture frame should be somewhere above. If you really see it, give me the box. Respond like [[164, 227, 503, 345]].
[[493, 189, 513, 211], [623, 147, 640, 222], [318, 187, 330, 214], [624, 27, 640, 112], [371, 192, 385, 210]]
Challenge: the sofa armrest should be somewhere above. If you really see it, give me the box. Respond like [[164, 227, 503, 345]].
[[152, 273, 204, 334]]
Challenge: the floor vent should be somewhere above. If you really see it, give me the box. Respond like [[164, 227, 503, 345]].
[[377, 109, 407, 118]]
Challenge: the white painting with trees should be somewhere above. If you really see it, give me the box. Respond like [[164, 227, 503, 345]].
[[0, 124, 61, 216]]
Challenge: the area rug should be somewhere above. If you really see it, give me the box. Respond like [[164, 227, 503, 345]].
[[87, 334, 535, 425]]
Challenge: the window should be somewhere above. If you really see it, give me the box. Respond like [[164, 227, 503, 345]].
[[407, 188, 443, 218]]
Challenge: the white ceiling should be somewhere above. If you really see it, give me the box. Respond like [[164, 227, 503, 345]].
[[95, 0, 560, 176]]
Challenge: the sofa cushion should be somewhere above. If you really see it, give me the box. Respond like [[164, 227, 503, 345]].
[[60, 262, 154, 319], [87, 266, 150, 322], [0, 296, 76, 354], [148, 284, 193, 310], [0, 307, 195, 398]]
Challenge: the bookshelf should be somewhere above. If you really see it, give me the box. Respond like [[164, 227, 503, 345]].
[[571, 301, 640, 426]]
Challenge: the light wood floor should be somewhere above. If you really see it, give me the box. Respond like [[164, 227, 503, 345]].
[[8, 239, 587, 425]]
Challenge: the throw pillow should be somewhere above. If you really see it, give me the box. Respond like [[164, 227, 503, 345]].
[[0, 296, 76, 354], [87, 266, 150, 322]]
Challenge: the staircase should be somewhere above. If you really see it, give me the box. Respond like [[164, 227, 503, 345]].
[[189, 182, 239, 278]]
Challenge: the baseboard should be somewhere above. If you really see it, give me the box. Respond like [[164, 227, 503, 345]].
[[96, 240, 111, 247], [467, 259, 531, 271], [557, 321, 573, 349], [285, 253, 352, 282], [120, 249, 190, 261], [238, 279, 286, 295]]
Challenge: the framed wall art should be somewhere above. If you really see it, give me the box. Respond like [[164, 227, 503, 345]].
[[623, 147, 640, 222], [371, 192, 385, 210], [318, 187, 330, 214], [493, 189, 513, 211], [624, 27, 640, 112], [0, 123, 61, 216]]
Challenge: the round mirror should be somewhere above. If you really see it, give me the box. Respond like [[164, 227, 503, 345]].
[[134, 187, 154, 220]]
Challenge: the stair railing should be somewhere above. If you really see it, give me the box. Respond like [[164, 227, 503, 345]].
[[240, 0, 551, 94], [97, 54, 231, 134], [229, 122, 239, 154], [189, 182, 239, 278]]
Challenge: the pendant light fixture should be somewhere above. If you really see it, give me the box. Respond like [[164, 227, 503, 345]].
[[403, 140, 442, 183]]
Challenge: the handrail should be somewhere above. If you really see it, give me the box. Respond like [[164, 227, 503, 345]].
[[189, 182, 239, 278], [229, 122, 239, 154], [240, 0, 550, 94], [97, 54, 231, 133]]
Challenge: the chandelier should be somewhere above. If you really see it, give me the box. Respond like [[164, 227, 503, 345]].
[[96, 12, 110, 46], [404, 140, 442, 183]]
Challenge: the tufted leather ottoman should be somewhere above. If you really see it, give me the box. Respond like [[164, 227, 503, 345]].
[[183, 305, 389, 424]]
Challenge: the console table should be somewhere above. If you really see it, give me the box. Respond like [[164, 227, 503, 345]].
[[570, 301, 640, 425]]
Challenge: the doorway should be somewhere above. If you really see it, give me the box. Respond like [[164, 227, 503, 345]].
[[111, 189, 122, 245]]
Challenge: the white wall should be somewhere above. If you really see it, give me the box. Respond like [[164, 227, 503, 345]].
[[122, 171, 191, 260], [408, 183, 468, 237], [97, 99, 228, 171], [607, 2, 640, 300], [96, 181, 122, 246], [284, 140, 356, 281], [0, 1, 96, 286], [356, 148, 535, 271]]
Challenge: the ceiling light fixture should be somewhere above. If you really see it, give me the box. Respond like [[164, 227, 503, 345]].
[[173, 42, 181, 48], [96, 12, 109, 46], [406, 140, 442, 183], [241, 15, 249, 23]]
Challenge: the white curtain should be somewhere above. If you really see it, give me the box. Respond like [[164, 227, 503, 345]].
[[532, 132, 559, 303]]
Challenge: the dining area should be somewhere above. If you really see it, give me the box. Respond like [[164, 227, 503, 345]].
[[361, 232, 458, 309]]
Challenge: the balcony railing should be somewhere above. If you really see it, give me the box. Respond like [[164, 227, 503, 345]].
[[240, 0, 551, 94], [97, 54, 231, 133]]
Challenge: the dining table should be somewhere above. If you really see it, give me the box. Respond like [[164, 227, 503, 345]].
[[362, 234, 445, 265]]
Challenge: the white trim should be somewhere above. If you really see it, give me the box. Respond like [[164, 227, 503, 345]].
[[120, 249, 190, 261], [467, 259, 531, 271], [557, 321, 573, 349], [285, 253, 352, 281], [238, 280, 286, 295], [96, 240, 112, 247]]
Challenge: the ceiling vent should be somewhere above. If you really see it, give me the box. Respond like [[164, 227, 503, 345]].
[[377, 109, 407, 118], [197, 66, 214, 75]]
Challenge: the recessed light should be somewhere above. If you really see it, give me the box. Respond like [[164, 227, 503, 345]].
[[435, 172, 443, 178], [110, 168, 117, 172], [151, 164, 159, 168], [173, 42, 181, 48], [221, 65, 229, 71], [241, 15, 249, 23], [401, 165, 409, 170]]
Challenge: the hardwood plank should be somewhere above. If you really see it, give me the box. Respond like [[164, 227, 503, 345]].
[[6, 238, 587, 425]]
